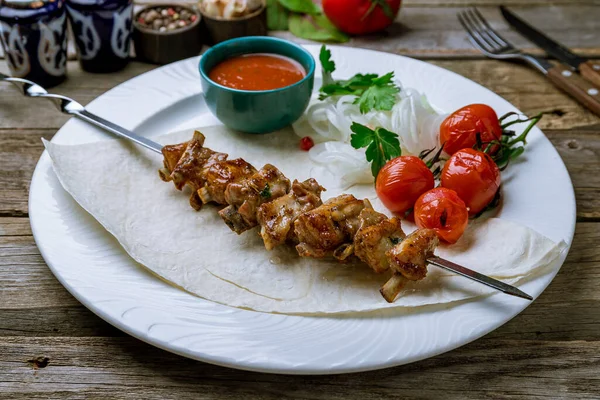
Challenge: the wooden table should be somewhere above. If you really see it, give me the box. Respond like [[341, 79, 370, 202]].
[[1, 1, 599, 398]]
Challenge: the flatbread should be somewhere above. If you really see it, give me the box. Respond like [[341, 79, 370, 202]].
[[44, 126, 566, 314]]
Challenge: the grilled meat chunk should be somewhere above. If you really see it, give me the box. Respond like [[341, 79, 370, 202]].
[[354, 208, 405, 273], [257, 178, 324, 250], [294, 194, 369, 260], [159, 131, 227, 210], [197, 159, 257, 206], [381, 228, 439, 303], [220, 164, 291, 234]]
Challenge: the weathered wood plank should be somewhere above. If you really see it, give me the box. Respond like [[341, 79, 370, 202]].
[[0, 236, 81, 309], [546, 129, 600, 221], [0, 129, 54, 216], [1, 223, 598, 342], [0, 337, 598, 399], [0, 218, 30, 236], [274, 5, 600, 58]]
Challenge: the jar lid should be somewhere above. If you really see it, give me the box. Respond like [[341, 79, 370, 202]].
[[1, 0, 57, 9], [0, 0, 62, 21]]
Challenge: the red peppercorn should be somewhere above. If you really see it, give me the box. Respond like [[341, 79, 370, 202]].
[[167, 8, 175, 16], [299, 136, 314, 151], [190, 14, 197, 22], [138, 17, 145, 24]]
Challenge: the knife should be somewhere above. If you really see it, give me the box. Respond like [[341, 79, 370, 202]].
[[500, 6, 600, 87], [1, 73, 534, 302]]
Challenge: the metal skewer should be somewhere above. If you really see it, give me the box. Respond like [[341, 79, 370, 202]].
[[1, 74, 533, 301], [0, 73, 163, 154]]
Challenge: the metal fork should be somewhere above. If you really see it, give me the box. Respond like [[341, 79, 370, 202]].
[[458, 8, 600, 116]]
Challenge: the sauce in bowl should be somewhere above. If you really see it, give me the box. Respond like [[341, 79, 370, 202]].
[[209, 53, 306, 91]]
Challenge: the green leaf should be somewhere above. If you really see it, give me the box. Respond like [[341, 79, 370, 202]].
[[350, 123, 401, 177], [354, 85, 399, 113], [278, 0, 320, 15], [288, 14, 349, 43], [349, 122, 375, 148], [372, 72, 395, 86], [319, 45, 335, 86], [267, 0, 289, 31]]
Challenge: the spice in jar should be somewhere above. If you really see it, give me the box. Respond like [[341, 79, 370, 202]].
[[136, 6, 197, 32]]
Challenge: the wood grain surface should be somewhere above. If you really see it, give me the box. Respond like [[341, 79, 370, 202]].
[[1, 1, 599, 398]]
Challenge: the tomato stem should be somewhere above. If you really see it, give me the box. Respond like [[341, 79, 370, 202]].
[[361, 0, 395, 21]]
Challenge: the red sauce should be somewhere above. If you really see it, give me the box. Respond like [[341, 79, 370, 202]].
[[209, 53, 306, 91]]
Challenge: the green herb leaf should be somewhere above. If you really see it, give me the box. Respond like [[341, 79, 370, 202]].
[[317, 51, 401, 113], [267, 0, 289, 30], [319, 45, 336, 86], [288, 14, 350, 43], [354, 84, 399, 113], [278, 0, 321, 15], [259, 183, 272, 199], [350, 122, 401, 177]]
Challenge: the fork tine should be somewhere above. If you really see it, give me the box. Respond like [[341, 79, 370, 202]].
[[458, 11, 495, 55], [463, 9, 502, 51], [469, 8, 512, 49]]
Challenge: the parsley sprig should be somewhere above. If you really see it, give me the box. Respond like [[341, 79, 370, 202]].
[[350, 122, 401, 177], [319, 46, 400, 114]]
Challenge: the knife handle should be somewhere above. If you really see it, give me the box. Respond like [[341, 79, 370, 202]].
[[547, 64, 600, 117], [579, 60, 600, 88]]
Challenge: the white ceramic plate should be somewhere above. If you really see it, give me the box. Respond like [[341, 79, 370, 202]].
[[29, 46, 576, 374]]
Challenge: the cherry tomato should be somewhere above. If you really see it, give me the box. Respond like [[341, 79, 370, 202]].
[[441, 148, 501, 216], [440, 104, 502, 156], [299, 136, 314, 151], [376, 156, 434, 215], [322, 0, 402, 35], [414, 187, 468, 244]]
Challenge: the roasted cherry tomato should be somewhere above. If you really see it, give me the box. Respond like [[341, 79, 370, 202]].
[[441, 148, 501, 216], [322, 0, 402, 35], [414, 187, 469, 244], [376, 156, 434, 215], [440, 104, 502, 156]]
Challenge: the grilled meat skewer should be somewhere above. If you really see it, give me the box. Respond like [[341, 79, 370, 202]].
[[159, 131, 439, 302]]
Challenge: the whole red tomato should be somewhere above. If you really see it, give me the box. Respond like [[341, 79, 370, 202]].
[[414, 187, 469, 244], [376, 156, 434, 215], [322, 0, 402, 35], [441, 148, 501, 216], [440, 104, 503, 156]]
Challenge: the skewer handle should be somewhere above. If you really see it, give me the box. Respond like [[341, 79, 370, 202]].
[[0, 73, 163, 154]]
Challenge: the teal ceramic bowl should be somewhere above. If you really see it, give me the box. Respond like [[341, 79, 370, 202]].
[[199, 36, 315, 134]]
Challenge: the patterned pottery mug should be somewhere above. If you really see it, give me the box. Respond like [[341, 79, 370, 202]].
[[0, 0, 68, 88], [66, 0, 133, 73]]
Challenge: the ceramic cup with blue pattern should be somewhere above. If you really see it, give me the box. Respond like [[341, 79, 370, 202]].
[[0, 0, 68, 88], [66, 0, 133, 73]]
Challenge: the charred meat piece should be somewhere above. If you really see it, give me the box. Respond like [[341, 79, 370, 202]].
[[159, 131, 227, 210], [354, 208, 405, 273], [294, 194, 369, 260], [257, 179, 324, 251], [219, 164, 291, 234], [197, 159, 257, 205], [381, 229, 439, 303]]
